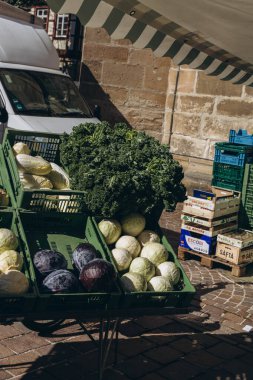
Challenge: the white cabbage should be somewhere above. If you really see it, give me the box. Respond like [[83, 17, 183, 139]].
[[129, 257, 155, 281], [0, 229, 18, 254], [137, 229, 160, 246], [147, 276, 173, 292], [121, 272, 147, 292], [111, 248, 132, 271], [98, 219, 122, 244], [0, 250, 23, 273], [12, 142, 30, 156], [140, 242, 168, 266], [0, 270, 29, 294], [115, 235, 141, 258], [156, 261, 180, 285], [120, 213, 146, 237]]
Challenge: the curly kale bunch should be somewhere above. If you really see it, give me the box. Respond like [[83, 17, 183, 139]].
[[60, 122, 186, 219]]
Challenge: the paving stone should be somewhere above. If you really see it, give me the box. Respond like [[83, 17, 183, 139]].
[[184, 349, 224, 368], [118, 337, 154, 357], [188, 333, 220, 348], [134, 316, 171, 330], [170, 337, 203, 353], [0, 343, 15, 359], [144, 345, 183, 365], [115, 354, 160, 378], [0, 370, 12, 380], [143, 329, 179, 345], [16, 368, 57, 379], [192, 368, 234, 380], [2, 332, 48, 354], [0, 325, 22, 340], [0, 350, 41, 376], [119, 320, 146, 337], [158, 358, 202, 380], [35, 343, 79, 365], [45, 351, 98, 379], [217, 358, 253, 378], [207, 342, 245, 359], [139, 373, 166, 380]]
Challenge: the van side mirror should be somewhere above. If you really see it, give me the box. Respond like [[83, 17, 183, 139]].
[[0, 107, 8, 124], [93, 104, 101, 119]]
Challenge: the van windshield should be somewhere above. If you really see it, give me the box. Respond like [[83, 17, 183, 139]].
[[0, 69, 93, 118]]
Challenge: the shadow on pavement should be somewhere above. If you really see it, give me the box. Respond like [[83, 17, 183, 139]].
[[1, 320, 253, 380]]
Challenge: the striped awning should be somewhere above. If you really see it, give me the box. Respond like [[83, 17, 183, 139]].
[[47, 0, 253, 86]]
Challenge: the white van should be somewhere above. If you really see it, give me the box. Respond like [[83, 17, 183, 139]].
[[0, 1, 100, 141]]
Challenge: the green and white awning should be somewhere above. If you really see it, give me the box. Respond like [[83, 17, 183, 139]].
[[47, 0, 253, 86]]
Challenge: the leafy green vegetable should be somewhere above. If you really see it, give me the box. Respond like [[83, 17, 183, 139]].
[[60, 122, 186, 219]]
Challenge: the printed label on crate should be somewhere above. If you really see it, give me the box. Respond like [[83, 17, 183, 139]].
[[181, 222, 238, 237], [216, 242, 253, 264], [217, 230, 253, 248], [180, 229, 216, 255], [181, 213, 238, 227], [193, 189, 215, 200]]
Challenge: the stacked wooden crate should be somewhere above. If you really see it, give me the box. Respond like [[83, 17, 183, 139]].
[[216, 229, 253, 265], [179, 187, 240, 255]]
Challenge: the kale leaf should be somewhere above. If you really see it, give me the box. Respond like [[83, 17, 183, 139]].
[[60, 122, 186, 219]]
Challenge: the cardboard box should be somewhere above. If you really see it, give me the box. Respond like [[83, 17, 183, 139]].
[[217, 229, 253, 249], [180, 228, 217, 255], [216, 241, 253, 264]]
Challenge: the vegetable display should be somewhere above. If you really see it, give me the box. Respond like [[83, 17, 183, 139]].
[[97, 213, 182, 294], [59, 122, 186, 219]]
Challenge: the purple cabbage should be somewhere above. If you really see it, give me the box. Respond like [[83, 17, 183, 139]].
[[33, 250, 67, 276], [72, 243, 98, 272], [79, 259, 116, 292], [42, 269, 79, 293]]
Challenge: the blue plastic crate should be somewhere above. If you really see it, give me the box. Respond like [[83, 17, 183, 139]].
[[229, 129, 253, 146], [214, 143, 253, 167]]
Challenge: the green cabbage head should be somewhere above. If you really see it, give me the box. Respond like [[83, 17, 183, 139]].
[[0, 270, 29, 294], [98, 219, 122, 244], [129, 257, 155, 281], [0, 250, 23, 273], [0, 229, 18, 254]]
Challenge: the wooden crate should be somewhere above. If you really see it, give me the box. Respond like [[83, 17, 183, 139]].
[[178, 246, 250, 277], [215, 241, 253, 264], [181, 221, 238, 237], [183, 187, 240, 219], [217, 229, 253, 249], [181, 212, 238, 228]]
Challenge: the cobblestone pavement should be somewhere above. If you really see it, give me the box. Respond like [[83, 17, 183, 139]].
[[0, 204, 253, 380]]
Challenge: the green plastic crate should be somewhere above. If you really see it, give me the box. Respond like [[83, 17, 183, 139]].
[[2, 128, 85, 213], [0, 210, 37, 316], [17, 211, 122, 313], [92, 217, 196, 310], [0, 146, 15, 209]]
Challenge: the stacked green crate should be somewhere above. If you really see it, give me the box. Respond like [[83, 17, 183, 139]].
[[239, 164, 253, 230], [212, 142, 253, 191]]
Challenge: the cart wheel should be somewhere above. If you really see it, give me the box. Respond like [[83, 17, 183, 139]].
[[22, 319, 65, 333]]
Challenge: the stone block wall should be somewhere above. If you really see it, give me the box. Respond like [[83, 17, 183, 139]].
[[80, 27, 171, 141], [80, 27, 253, 190]]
